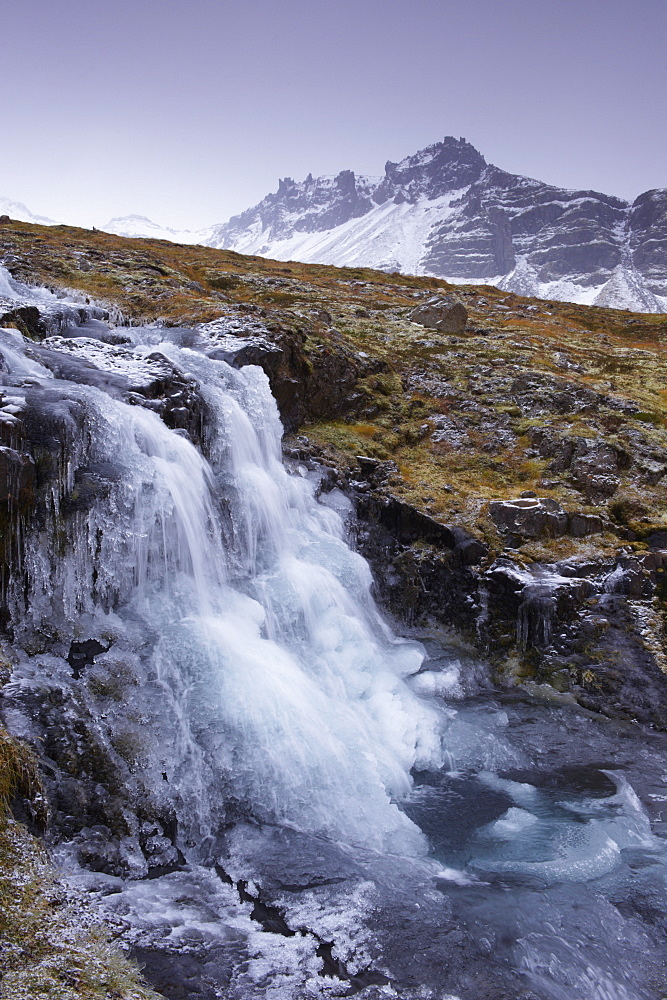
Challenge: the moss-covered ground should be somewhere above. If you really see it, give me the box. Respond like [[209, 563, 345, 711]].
[[0, 728, 160, 999], [2, 220, 667, 558]]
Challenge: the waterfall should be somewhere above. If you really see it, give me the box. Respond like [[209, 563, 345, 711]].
[[0, 320, 442, 857], [3, 276, 667, 1000]]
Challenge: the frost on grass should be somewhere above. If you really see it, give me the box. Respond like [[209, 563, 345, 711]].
[[0, 806, 160, 1000]]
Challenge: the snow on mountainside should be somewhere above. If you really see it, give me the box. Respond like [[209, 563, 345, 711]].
[[101, 214, 205, 245], [2, 137, 666, 312], [0, 197, 58, 226], [205, 138, 667, 314]]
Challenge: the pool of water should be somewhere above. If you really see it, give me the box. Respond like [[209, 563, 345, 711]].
[[63, 689, 667, 1000]]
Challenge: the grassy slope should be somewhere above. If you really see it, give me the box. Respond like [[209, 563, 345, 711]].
[[0, 728, 160, 1000], [2, 220, 667, 560]]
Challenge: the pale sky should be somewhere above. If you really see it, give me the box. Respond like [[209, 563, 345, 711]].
[[2, 0, 666, 230]]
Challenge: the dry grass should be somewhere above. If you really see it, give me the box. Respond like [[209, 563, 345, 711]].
[[0, 727, 161, 1000], [2, 219, 667, 552]]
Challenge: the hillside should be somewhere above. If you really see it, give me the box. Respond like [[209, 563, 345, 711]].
[[1, 218, 667, 998], [1, 217, 667, 723], [203, 137, 667, 313]]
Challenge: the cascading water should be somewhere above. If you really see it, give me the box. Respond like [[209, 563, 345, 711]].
[[1, 322, 442, 858], [1, 273, 667, 999]]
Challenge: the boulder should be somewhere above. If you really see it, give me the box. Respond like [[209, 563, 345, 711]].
[[488, 497, 568, 539], [488, 497, 604, 543], [409, 296, 468, 334]]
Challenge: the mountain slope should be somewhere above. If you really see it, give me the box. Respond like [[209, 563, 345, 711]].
[[204, 138, 667, 313], [3, 137, 665, 312], [101, 213, 204, 244], [0, 196, 58, 226]]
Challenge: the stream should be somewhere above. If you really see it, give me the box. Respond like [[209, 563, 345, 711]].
[[0, 267, 666, 998]]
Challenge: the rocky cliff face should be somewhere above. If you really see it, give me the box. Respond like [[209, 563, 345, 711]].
[[204, 138, 667, 313]]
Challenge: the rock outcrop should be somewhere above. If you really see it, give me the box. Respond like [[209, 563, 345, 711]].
[[409, 296, 468, 333]]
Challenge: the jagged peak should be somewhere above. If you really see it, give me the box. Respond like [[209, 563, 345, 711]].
[[387, 135, 485, 174]]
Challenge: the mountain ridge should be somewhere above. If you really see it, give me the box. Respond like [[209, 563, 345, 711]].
[[3, 137, 666, 312], [203, 137, 667, 313]]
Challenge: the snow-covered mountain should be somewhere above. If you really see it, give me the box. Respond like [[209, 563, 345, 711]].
[[205, 138, 667, 313], [2, 138, 666, 311], [0, 197, 58, 226], [101, 214, 204, 245]]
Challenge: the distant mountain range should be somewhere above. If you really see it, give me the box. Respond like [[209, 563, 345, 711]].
[[0, 197, 59, 227], [4, 138, 666, 312]]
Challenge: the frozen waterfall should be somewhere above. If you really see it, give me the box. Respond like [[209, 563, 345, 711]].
[[0, 322, 442, 856]]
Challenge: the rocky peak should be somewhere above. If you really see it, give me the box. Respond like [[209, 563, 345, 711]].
[[195, 141, 667, 312], [373, 136, 486, 204], [629, 188, 667, 297]]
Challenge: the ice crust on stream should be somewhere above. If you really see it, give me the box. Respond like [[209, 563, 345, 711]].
[[1, 268, 667, 998]]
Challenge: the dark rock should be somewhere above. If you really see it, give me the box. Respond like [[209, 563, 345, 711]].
[[355, 456, 398, 484], [645, 530, 667, 549], [358, 493, 485, 561], [204, 314, 367, 433], [0, 305, 46, 340], [0, 215, 10, 224], [488, 498, 568, 538], [569, 513, 603, 537], [410, 296, 468, 333], [0, 446, 36, 509], [207, 337, 284, 374], [67, 639, 109, 679], [602, 558, 654, 598], [488, 497, 603, 542], [60, 466, 115, 515]]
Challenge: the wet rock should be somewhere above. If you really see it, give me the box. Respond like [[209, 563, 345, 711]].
[[0, 305, 46, 340], [519, 576, 595, 649], [35, 339, 208, 447], [60, 465, 116, 515], [0, 445, 36, 509], [488, 498, 603, 542], [67, 639, 109, 679], [410, 296, 468, 333], [602, 557, 654, 598], [207, 335, 284, 374]]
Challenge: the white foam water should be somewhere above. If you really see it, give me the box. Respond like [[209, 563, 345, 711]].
[[1, 326, 442, 855]]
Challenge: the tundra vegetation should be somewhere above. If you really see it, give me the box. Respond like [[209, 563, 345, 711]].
[[0, 219, 666, 990]]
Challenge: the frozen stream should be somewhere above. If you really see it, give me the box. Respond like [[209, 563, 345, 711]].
[[64, 690, 667, 1000], [0, 267, 665, 998]]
